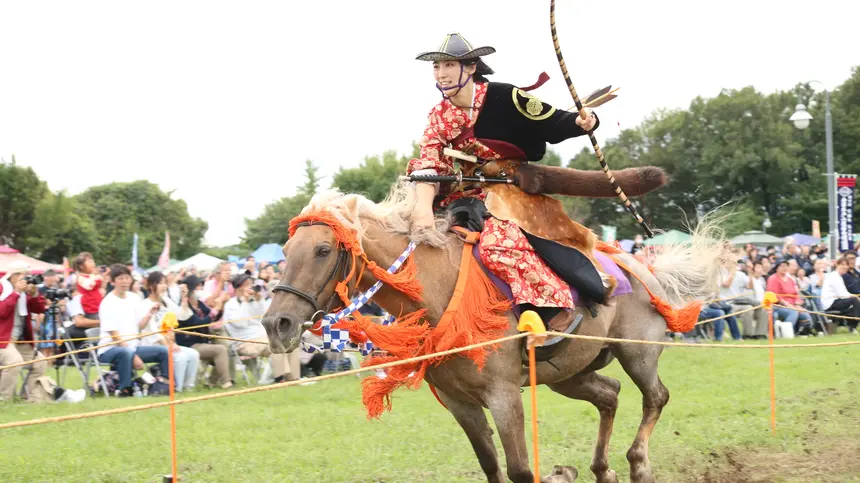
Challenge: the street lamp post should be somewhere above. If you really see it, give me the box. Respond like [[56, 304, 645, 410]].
[[790, 81, 835, 258]]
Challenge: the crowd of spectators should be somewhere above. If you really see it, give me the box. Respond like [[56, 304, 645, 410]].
[[0, 252, 334, 402], [672, 238, 860, 341]]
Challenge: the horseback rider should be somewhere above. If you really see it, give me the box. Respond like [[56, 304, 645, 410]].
[[408, 33, 602, 324]]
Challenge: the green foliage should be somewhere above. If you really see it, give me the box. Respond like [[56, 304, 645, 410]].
[[242, 160, 323, 248], [568, 68, 860, 239], [76, 181, 208, 266], [24, 191, 99, 263], [331, 147, 416, 202], [0, 155, 49, 249]]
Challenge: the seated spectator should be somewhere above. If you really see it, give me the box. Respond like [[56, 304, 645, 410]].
[[796, 268, 811, 292], [745, 261, 770, 339], [797, 245, 814, 272], [175, 275, 232, 389], [299, 332, 327, 378], [224, 274, 298, 383], [138, 272, 200, 392], [841, 251, 860, 294], [277, 260, 287, 275], [820, 258, 860, 334], [165, 271, 182, 305], [96, 264, 170, 397], [807, 259, 828, 299], [766, 260, 813, 333], [698, 299, 740, 342], [0, 261, 48, 401], [203, 262, 234, 308], [64, 287, 100, 344], [718, 261, 753, 339]]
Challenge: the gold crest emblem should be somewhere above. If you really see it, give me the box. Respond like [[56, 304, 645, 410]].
[[512, 88, 556, 121]]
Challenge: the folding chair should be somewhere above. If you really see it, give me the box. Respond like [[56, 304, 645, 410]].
[[77, 328, 111, 398], [221, 324, 258, 385]]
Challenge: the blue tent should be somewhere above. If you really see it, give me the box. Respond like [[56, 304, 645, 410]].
[[783, 233, 820, 246], [251, 243, 285, 263]]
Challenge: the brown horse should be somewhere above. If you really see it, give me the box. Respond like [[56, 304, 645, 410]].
[[263, 187, 726, 483]]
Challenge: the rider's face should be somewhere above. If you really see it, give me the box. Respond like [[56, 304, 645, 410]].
[[433, 60, 475, 91]]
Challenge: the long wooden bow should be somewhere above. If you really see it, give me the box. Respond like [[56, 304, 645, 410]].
[[549, 0, 654, 238]]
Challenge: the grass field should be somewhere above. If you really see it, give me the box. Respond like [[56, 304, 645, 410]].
[[0, 334, 858, 483]]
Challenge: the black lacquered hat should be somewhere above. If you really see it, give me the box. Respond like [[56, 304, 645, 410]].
[[416, 33, 495, 62]]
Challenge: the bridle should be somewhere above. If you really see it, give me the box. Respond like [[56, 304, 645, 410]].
[[271, 221, 354, 322]]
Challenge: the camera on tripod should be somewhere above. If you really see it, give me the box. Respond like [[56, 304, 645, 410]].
[[23, 274, 70, 300]]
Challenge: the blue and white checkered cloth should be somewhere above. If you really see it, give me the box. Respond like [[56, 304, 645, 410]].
[[301, 242, 416, 355]]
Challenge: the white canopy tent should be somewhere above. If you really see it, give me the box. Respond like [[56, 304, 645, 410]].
[[166, 253, 224, 273]]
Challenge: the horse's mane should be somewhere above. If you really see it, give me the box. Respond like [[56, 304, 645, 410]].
[[301, 182, 450, 249]]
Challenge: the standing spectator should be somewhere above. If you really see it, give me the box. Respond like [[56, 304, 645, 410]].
[[96, 264, 170, 397], [0, 261, 48, 401], [138, 272, 200, 392], [820, 258, 860, 334], [175, 275, 232, 389], [36, 269, 61, 357], [74, 252, 103, 323], [276, 260, 287, 276], [243, 256, 258, 277], [766, 260, 813, 333], [224, 274, 296, 383], [841, 251, 860, 294]]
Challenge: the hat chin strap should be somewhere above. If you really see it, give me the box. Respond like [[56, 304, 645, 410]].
[[436, 63, 471, 99]]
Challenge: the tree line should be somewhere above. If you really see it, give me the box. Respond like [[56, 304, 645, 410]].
[[3, 66, 858, 263]]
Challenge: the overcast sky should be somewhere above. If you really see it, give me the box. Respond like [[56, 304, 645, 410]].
[[1, 1, 857, 247]]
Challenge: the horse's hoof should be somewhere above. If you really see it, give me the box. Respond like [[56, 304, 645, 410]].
[[596, 469, 618, 483], [543, 465, 578, 482]]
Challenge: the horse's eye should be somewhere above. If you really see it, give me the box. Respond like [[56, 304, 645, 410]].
[[315, 246, 331, 258]]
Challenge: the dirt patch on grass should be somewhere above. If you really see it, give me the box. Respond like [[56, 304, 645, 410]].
[[688, 405, 860, 483], [694, 441, 860, 483]]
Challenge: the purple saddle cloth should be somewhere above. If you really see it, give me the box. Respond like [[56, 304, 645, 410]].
[[472, 244, 632, 313]]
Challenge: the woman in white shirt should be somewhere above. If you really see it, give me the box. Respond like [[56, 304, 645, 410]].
[[820, 258, 860, 333], [138, 271, 201, 391]]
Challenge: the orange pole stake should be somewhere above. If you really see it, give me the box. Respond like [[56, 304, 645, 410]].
[[161, 314, 179, 481], [528, 344, 540, 483], [517, 311, 546, 483], [763, 292, 778, 436]]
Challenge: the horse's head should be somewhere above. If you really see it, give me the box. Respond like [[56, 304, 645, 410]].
[[263, 222, 351, 353]]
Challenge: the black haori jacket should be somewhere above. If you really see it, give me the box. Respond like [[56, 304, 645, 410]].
[[457, 82, 599, 161]]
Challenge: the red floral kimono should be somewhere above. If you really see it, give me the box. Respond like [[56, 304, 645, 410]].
[[407, 82, 574, 309]]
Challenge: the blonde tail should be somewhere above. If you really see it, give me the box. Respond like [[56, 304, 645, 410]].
[[650, 213, 732, 306]]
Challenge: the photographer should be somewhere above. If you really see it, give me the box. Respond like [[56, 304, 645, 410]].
[[224, 274, 294, 383], [0, 261, 49, 401], [36, 269, 67, 357]]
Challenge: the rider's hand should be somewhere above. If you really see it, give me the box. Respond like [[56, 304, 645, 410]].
[[413, 182, 437, 231], [576, 108, 597, 132], [413, 206, 435, 230]]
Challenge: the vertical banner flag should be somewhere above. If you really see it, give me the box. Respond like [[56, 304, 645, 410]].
[[811, 220, 821, 239], [132, 233, 139, 271], [157, 231, 171, 269], [601, 225, 617, 243], [836, 174, 856, 252]]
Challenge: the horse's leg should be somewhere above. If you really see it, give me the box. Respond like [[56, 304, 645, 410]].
[[486, 386, 578, 483], [612, 343, 669, 483], [435, 389, 506, 483], [486, 386, 534, 483], [548, 372, 620, 483]]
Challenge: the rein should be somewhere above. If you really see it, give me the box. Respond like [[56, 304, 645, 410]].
[[276, 217, 418, 354]]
